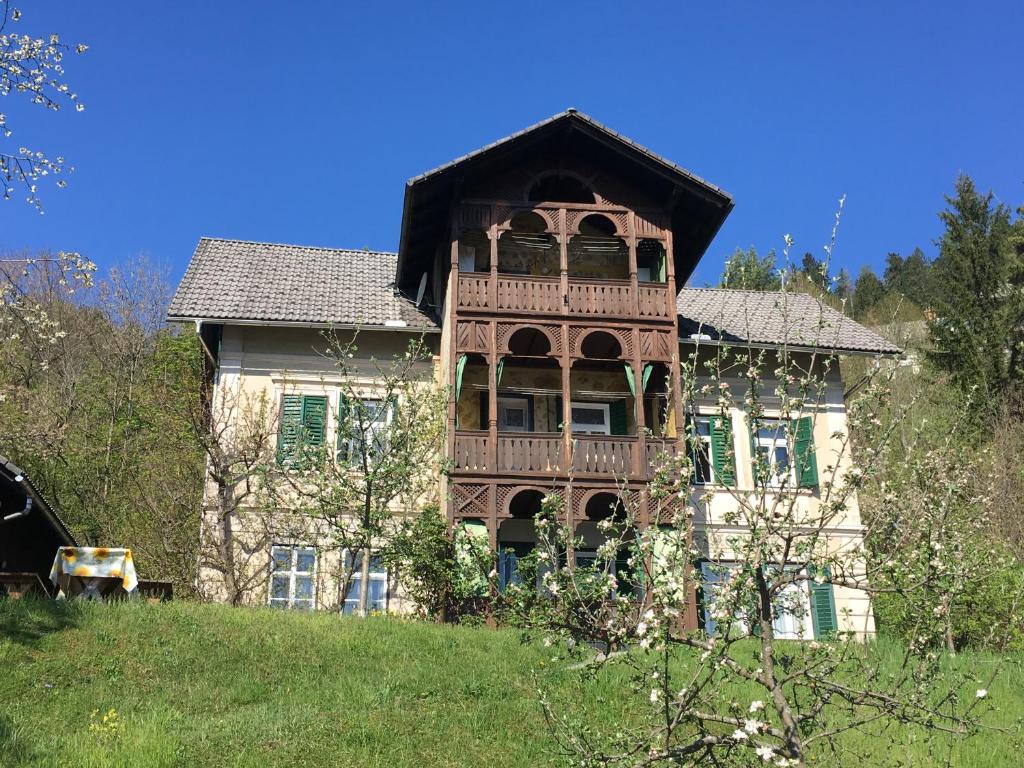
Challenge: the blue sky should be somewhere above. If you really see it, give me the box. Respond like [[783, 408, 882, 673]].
[[3, 1, 1022, 288]]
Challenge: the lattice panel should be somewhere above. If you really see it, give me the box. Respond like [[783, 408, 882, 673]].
[[458, 204, 491, 231], [456, 321, 490, 354], [496, 322, 562, 356], [634, 210, 668, 238], [568, 326, 631, 360], [566, 208, 629, 236], [454, 483, 489, 519], [649, 492, 682, 525], [639, 329, 673, 361]]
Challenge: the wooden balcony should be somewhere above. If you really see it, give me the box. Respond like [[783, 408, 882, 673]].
[[453, 431, 679, 480], [456, 273, 672, 321]]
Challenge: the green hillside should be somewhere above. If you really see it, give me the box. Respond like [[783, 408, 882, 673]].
[[1, 600, 1021, 767]]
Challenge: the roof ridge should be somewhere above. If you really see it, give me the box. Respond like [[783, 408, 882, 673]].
[[199, 236, 397, 256]]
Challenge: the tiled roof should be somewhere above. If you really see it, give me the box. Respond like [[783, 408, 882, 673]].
[[677, 288, 902, 355], [167, 238, 438, 329]]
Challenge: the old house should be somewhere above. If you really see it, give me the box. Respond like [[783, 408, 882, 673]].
[[169, 110, 899, 633]]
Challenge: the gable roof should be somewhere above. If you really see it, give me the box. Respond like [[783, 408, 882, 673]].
[[0, 453, 76, 547], [397, 109, 734, 293], [677, 288, 901, 356], [167, 238, 438, 329]]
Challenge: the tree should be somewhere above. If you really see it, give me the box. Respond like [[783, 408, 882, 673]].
[[271, 332, 447, 615], [503, 269, 1014, 767], [719, 247, 781, 291], [927, 175, 1023, 408], [192, 377, 300, 605], [883, 247, 933, 309], [1, 253, 208, 596], [799, 252, 829, 291], [850, 266, 885, 319], [0, 0, 88, 209]]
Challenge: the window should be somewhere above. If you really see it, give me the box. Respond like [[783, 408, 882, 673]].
[[570, 402, 611, 435], [277, 394, 328, 464], [751, 417, 818, 489], [753, 421, 793, 486], [497, 396, 530, 432], [690, 417, 713, 484], [269, 545, 316, 610], [342, 552, 388, 614], [700, 562, 832, 640], [338, 398, 392, 464], [688, 415, 735, 486]]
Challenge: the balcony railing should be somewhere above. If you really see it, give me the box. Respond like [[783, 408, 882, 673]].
[[456, 273, 672, 321], [453, 431, 678, 479]]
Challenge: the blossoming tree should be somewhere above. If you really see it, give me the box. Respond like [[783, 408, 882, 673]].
[[502, 222, 1016, 766]]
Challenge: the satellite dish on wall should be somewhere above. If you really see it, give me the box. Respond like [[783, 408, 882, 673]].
[[415, 272, 428, 306]]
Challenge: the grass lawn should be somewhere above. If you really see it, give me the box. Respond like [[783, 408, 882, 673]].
[[1, 599, 1021, 767]]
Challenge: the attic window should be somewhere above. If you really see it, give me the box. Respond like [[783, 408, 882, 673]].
[[527, 175, 595, 204]]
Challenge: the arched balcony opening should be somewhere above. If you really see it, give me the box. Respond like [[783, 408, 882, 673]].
[[507, 326, 552, 357], [497, 212, 559, 277], [574, 492, 641, 598], [637, 239, 667, 284], [497, 492, 545, 591], [641, 362, 674, 438], [568, 214, 628, 280], [579, 330, 622, 360], [454, 353, 488, 431], [527, 174, 595, 204], [457, 229, 490, 273]]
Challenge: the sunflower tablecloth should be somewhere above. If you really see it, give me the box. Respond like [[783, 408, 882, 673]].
[[49, 547, 139, 598]]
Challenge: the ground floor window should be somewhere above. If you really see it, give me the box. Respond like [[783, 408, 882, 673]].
[[269, 545, 316, 610], [342, 552, 388, 614], [700, 561, 834, 640]]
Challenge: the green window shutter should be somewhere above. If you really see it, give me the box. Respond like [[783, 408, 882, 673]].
[[792, 416, 818, 488], [301, 395, 328, 447], [641, 363, 654, 392], [495, 356, 505, 386], [808, 565, 837, 639], [277, 394, 303, 463], [710, 415, 736, 486], [609, 399, 628, 435]]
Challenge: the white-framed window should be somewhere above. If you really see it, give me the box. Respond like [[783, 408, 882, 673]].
[[753, 420, 794, 486], [690, 416, 714, 484], [342, 552, 389, 615], [338, 397, 393, 464], [497, 396, 530, 432], [700, 561, 813, 640], [570, 402, 611, 435], [269, 545, 316, 610]]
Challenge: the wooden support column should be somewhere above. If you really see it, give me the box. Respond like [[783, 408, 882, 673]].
[[628, 211, 640, 317], [631, 326, 646, 480], [446, 227, 460, 525], [559, 207, 569, 316], [488, 320, 498, 472], [488, 218, 499, 311]]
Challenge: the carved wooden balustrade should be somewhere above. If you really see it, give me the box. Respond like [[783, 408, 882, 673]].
[[456, 273, 672, 321], [452, 431, 678, 480]]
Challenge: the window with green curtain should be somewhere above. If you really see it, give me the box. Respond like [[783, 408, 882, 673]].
[[495, 356, 504, 386], [709, 414, 736, 486], [792, 416, 818, 488], [807, 564, 837, 638], [454, 354, 467, 429], [641, 363, 653, 392]]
